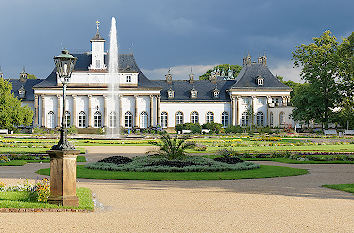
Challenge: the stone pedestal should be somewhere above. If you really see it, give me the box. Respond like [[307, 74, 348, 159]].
[[47, 149, 80, 207]]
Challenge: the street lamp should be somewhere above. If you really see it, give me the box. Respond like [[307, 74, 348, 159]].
[[47, 49, 79, 207], [51, 49, 77, 150]]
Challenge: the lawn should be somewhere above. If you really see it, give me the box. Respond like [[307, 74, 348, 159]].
[[322, 184, 354, 194], [186, 144, 354, 153], [36, 165, 308, 180], [0, 187, 94, 210], [0, 147, 86, 154], [244, 158, 354, 164], [0, 155, 86, 166]]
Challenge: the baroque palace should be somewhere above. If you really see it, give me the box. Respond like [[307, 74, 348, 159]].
[[6, 26, 294, 131]]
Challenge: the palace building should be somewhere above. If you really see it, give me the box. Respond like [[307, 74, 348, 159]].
[[9, 25, 294, 132]]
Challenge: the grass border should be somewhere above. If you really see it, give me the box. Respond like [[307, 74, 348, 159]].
[[0, 156, 86, 166], [36, 165, 308, 181], [322, 184, 354, 194]]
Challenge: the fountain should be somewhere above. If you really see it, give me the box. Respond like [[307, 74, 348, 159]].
[[107, 17, 120, 138]]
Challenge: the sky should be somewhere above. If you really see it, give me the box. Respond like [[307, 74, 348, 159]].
[[0, 0, 353, 82]]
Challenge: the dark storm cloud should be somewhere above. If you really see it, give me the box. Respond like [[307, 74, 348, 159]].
[[0, 0, 352, 81]]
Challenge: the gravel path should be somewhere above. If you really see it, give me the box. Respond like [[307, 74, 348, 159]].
[[0, 151, 353, 232]]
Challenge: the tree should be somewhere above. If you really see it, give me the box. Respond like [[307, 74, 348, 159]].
[[199, 64, 242, 80], [293, 30, 341, 129], [336, 32, 354, 128], [27, 74, 38, 79], [0, 77, 33, 131]]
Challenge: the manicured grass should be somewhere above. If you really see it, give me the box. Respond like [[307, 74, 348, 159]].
[[0, 187, 94, 210], [187, 144, 354, 153], [244, 158, 354, 164], [0, 160, 27, 166], [0, 155, 86, 166], [322, 184, 354, 194], [0, 147, 86, 154], [36, 165, 308, 180]]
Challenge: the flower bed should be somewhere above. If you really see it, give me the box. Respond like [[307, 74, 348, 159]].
[[86, 155, 259, 172]]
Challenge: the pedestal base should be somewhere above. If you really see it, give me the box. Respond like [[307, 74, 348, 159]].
[[47, 149, 80, 207]]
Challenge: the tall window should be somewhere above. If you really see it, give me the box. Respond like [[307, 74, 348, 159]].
[[64, 111, 71, 127], [206, 112, 214, 123], [96, 60, 100, 69], [161, 112, 168, 128], [176, 111, 184, 125], [110, 112, 117, 128], [125, 111, 132, 128], [270, 112, 274, 127], [47, 111, 55, 129], [241, 112, 249, 126], [279, 112, 285, 125], [221, 112, 229, 127], [78, 111, 86, 128], [94, 111, 102, 128], [140, 111, 148, 128], [191, 111, 199, 124], [126, 75, 131, 83], [256, 112, 264, 126]]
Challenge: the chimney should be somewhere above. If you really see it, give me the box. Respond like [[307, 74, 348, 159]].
[[189, 67, 194, 83], [165, 68, 172, 84]]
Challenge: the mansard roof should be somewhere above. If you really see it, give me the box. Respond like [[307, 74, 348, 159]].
[[8, 78, 42, 101], [34, 53, 160, 89], [153, 79, 235, 102], [231, 63, 292, 90]]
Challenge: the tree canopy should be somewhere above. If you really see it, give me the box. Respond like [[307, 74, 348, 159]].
[[292, 30, 348, 128], [199, 64, 242, 80], [27, 74, 38, 79], [0, 77, 33, 131]]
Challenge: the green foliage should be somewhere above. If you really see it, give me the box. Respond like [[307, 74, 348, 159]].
[[67, 125, 78, 135], [175, 123, 202, 134], [27, 74, 38, 79], [202, 122, 223, 134], [225, 125, 244, 134], [293, 30, 342, 128], [199, 64, 242, 80], [0, 77, 33, 131], [322, 184, 354, 194], [155, 133, 195, 160]]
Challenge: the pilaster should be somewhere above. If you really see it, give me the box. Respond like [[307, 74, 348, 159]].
[[103, 95, 108, 128], [88, 95, 92, 127], [157, 95, 160, 126], [134, 95, 138, 128], [72, 95, 77, 127], [150, 95, 154, 127], [57, 95, 61, 128], [34, 95, 39, 126], [41, 95, 45, 127]]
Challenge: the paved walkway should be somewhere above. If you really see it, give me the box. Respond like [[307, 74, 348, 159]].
[[0, 149, 353, 232]]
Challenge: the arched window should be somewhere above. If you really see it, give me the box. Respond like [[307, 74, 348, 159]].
[[206, 112, 214, 123], [241, 112, 249, 126], [191, 111, 199, 124], [279, 112, 285, 125], [140, 111, 148, 128], [110, 112, 117, 128], [270, 112, 274, 127], [64, 111, 71, 127], [124, 111, 132, 128], [175, 111, 184, 125], [221, 112, 229, 127], [47, 111, 55, 129], [78, 111, 86, 128], [161, 112, 168, 128], [94, 111, 102, 128], [256, 112, 264, 126]]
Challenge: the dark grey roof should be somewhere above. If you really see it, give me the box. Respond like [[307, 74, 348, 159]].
[[231, 63, 292, 90], [91, 32, 105, 41], [8, 79, 42, 101], [34, 53, 160, 89], [152, 80, 235, 102]]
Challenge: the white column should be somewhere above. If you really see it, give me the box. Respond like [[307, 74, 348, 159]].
[[150, 95, 154, 127], [72, 95, 77, 127], [103, 95, 108, 128], [41, 95, 45, 127], [34, 95, 39, 126], [134, 95, 139, 128], [88, 95, 92, 127], [57, 94, 61, 128]]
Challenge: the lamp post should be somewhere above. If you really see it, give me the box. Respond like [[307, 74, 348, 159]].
[[52, 49, 77, 150], [47, 49, 80, 207]]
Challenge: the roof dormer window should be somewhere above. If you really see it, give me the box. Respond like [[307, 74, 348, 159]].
[[191, 88, 198, 99], [126, 75, 131, 83], [168, 88, 175, 99], [213, 88, 220, 98], [257, 76, 264, 86], [18, 86, 25, 99]]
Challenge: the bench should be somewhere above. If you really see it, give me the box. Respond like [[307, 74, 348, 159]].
[[0, 129, 8, 134], [181, 130, 192, 134], [344, 130, 354, 135], [201, 129, 210, 134], [324, 129, 337, 135]]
